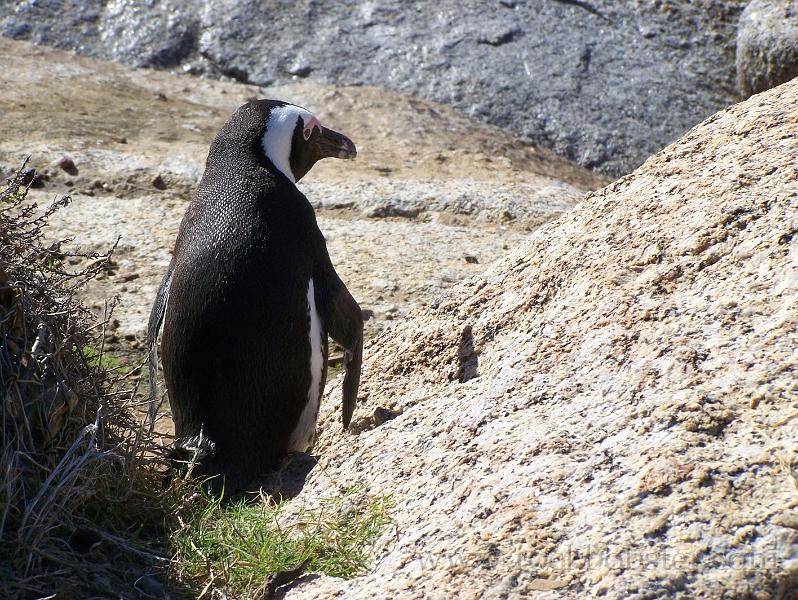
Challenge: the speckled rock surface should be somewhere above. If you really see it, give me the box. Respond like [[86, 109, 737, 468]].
[[736, 0, 798, 97], [282, 80, 798, 598], [0, 1, 747, 176]]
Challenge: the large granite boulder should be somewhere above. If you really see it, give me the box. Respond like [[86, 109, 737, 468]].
[[287, 79, 798, 598], [1, 1, 747, 176], [736, 0, 798, 97]]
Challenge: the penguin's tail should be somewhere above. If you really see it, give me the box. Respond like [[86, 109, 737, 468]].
[[147, 266, 172, 431]]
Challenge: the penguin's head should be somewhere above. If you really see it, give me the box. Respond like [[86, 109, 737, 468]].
[[253, 100, 357, 183]]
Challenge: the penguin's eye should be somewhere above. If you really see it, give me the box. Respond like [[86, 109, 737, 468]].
[[302, 116, 322, 141]]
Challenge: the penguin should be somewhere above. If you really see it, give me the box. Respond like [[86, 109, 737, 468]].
[[147, 100, 363, 492]]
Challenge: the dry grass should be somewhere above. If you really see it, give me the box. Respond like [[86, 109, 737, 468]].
[[0, 161, 173, 598]]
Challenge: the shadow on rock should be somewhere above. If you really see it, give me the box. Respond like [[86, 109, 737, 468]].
[[253, 452, 318, 501]]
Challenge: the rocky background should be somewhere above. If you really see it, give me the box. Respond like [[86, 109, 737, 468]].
[[0, 0, 758, 176], [1, 2, 797, 598], [0, 37, 602, 356]]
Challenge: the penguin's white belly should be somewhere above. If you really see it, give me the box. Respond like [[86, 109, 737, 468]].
[[288, 278, 324, 452]]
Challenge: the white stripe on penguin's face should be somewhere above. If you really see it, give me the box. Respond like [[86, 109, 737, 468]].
[[261, 104, 315, 184]]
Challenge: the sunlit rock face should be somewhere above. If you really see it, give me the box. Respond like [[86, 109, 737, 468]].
[[290, 79, 798, 599]]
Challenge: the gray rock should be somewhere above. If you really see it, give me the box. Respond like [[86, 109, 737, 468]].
[[1, 0, 197, 69], [0, 1, 748, 176], [99, 0, 198, 69], [736, 0, 798, 97], [361, 203, 421, 219]]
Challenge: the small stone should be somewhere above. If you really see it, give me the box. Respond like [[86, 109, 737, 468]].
[[289, 64, 312, 78], [363, 204, 421, 219], [152, 174, 167, 190], [373, 406, 400, 426], [477, 27, 520, 47], [464, 255, 479, 264], [55, 156, 78, 175], [639, 25, 658, 39]]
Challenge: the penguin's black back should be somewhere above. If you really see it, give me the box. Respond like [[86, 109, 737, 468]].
[[161, 101, 327, 486]]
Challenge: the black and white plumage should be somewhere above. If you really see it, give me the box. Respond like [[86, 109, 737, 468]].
[[148, 100, 363, 491]]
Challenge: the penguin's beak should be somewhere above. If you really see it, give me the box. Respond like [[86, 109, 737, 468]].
[[315, 127, 357, 160]]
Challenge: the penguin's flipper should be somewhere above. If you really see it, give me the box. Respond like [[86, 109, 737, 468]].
[[316, 268, 363, 429], [339, 313, 363, 429], [146, 264, 173, 429]]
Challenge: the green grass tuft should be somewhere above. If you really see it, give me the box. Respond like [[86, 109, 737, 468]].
[[79, 343, 126, 371], [170, 485, 394, 595]]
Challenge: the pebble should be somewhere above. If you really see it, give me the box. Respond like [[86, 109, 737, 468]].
[[54, 155, 77, 174], [289, 63, 312, 78], [151, 174, 167, 190]]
